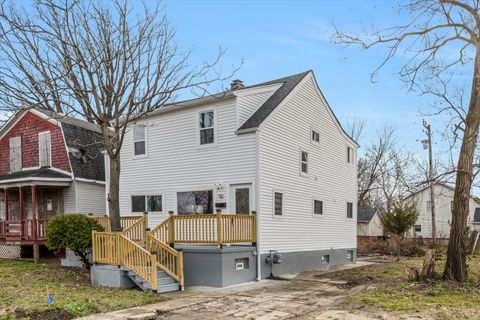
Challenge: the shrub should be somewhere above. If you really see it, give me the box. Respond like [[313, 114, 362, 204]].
[[46, 214, 103, 268]]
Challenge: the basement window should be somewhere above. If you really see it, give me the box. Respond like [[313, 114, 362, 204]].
[[321, 255, 329, 264], [346, 250, 354, 262], [415, 225, 422, 233], [235, 257, 249, 270]]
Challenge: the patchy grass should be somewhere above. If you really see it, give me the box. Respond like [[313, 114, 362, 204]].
[[0, 259, 167, 319], [337, 254, 480, 319]]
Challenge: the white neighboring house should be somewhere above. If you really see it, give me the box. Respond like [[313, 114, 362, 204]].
[[406, 182, 480, 239], [357, 208, 383, 237], [106, 70, 358, 282]]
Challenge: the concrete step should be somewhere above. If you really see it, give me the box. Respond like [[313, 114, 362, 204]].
[[157, 282, 179, 293]]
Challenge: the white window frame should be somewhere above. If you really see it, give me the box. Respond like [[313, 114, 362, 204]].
[[347, 146, 354, 164], [197, 109, 217, 148], [132, 125, 147, 157], [38, 131, 52, 167], [313, 199, 324, 216], [346, 201, 354, 219], [272, 190, 284, 217], [130, 193, 164, 213], [300, 149, 309, 175], [9, 136, 22, 172], [311, 128, 320, 145]]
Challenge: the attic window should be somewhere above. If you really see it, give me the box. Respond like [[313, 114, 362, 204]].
[[133, 126, 146, 156], [39, 132, 51, 167], [312, 130, 320, 143], [9, 136, 21, 172], [347, 146, 353, 163]]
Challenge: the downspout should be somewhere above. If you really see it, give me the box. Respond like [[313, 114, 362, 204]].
[[255, 128, 262, 281]]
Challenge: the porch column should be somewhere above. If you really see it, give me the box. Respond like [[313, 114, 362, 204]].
[[4, 188, 8, 221], [19, 187, 24, 240], [31, 184, 40, 264]]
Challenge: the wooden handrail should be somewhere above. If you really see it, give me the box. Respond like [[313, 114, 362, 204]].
[[149, 213, 256, 245], [121, 215, 147, 243], [146, 234, 184, 288], [90, 215, 145, 233], [92, 232, 157, 290]]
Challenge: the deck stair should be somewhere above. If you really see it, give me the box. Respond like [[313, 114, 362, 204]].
[[126, 269, 180, 293]]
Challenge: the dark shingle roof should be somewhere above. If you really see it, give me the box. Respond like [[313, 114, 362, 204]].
[[357, 208, 377, 223], [474, 208, 480, 223], [0, 167, 71, 182], [238, 71, 310, 130], [33, 108, 105, 181], [61, 122, 105, 181]]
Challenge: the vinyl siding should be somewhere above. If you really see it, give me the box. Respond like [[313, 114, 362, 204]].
[[408, 184, 480, 238], [118, 97, 257, 228], [258, 74, 357, 254], [63, 183, 76, 214], [75, 181, 106, 215]]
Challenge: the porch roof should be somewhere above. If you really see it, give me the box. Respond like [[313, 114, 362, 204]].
[[0, 168, 72, 187]]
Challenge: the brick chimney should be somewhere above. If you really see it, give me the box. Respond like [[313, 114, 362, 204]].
[[230, 79, 245, 91]]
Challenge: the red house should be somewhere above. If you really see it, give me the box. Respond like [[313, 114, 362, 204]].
[[0, 108, 106, 258]]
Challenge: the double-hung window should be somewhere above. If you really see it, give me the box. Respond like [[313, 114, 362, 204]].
[[9, 136, 21, 172], [312, 130, 320, 143], [301, 150, 308, 174], [274, 192, 283, 216], [133, 126, 146, 156], [39, 132, 51, 167], [199, 111, 215, 145]]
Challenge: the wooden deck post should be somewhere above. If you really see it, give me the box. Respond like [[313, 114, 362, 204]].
[[31, 185, 37, 241], [19, 187, 24, 239], [168, 216, 174, 247], [216, 213, 223, 245], [4, 188, 8, 222], [151, 253, 157, 291]]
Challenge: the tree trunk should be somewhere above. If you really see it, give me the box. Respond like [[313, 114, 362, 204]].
[[108, 156, 122, 231], [444, 54, 480, 282]]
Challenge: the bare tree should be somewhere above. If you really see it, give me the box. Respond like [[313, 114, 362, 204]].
[[335, 0, 480, 282], [346, 117, 366, 142], [0, 0, 238, 230]]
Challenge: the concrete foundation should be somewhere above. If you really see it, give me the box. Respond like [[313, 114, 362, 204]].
[[178, 245, 257, 287], [260, 248, 357, 279], [90, 264, 137, 289], [61, 249, 91, 268]]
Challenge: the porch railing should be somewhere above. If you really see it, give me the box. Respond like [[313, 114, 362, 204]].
[[149, 213, 256, 245], [0, 219, 49, 241], [146, 234, 184, 288], [90, 215, 145, 233]]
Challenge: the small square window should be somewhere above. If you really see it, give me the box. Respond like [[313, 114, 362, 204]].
[[312, 130, 320, 143], [132, 196, 146, 212], [274, 192, 283, 216], [301, 150, 308, 174], [321, 255, 329, 264], [147, 195, 162, 212], [347, 202, 353, 219], [415, 225, 422, 232], [314, 200, 323, 215]]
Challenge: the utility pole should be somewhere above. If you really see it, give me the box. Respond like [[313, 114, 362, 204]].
[[422, 120, 437, 244]]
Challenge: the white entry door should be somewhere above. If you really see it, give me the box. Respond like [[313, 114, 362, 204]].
[[230, 184, 254, 215]]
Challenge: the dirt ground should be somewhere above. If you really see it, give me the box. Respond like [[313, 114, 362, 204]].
[[155, 258, 428, 320]]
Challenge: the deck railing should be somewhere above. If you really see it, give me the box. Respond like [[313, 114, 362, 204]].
[[90, 215, 145, 234], [149, 213, 256, 245], [146, 234, 184, 288], [0, 219, 49, 240], [92, 232, 157, 289]]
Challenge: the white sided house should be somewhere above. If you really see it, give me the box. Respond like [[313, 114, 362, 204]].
[[406, 182, 480, 239], [100, 71, 358, 290]]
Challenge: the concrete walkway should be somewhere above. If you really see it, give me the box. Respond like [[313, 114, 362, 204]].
[[79, 260, 407, 320]]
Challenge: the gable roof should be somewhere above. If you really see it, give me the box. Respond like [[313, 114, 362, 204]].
[[0, 108, 105, 182], [237, 71, 310, 130], [406, 181, 480, 205], [358, 207, 378, 223]]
